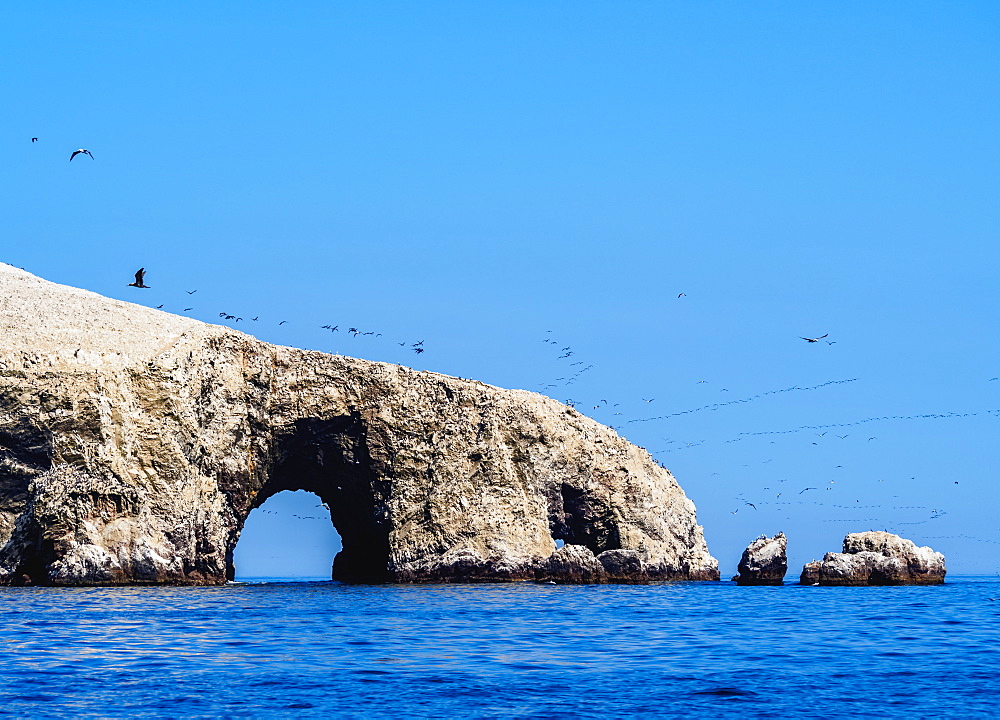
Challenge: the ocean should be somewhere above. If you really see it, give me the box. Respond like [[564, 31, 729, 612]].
[[1, 577, 997, 718]]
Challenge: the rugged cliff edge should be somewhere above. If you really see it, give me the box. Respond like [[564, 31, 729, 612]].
[[0, 264, 719, 585]]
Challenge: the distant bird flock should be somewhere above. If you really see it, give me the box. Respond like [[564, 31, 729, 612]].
[[28, 134, 991, 543]]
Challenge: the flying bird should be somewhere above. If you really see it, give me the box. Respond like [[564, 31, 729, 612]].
[[127, 268, 149, 288], [799, 487, 818, 494], [279, 320, 289, 325], [677, 293, 686, 298], [69, 149, 94, 161], [186, 290, 197, 295], [31, 138, 38, 143], [183, 307, 193, 312], [800, 334, 829, 343]]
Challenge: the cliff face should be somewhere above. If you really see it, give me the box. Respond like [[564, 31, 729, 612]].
[[0, 264, 718, 585]]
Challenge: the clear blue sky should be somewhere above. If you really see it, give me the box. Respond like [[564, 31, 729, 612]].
[[5, 2, 998, 577]]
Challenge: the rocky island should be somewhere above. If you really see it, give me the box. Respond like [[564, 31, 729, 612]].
[[800, 531, 945, 586], [0, 264, 719, 586], [733, 532, 787, 585]]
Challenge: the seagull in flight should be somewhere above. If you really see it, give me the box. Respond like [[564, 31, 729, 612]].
[[69, 148, 94, 161], [127, 268, 149, 288], [800, 334, 829, 343]]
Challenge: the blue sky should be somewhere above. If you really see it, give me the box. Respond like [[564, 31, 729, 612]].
[[5, 2, 998, 577]]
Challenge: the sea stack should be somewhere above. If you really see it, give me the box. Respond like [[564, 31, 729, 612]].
[[733, 532, 787, 585], [799, 531, 945, 586], [0, 263, 719, 586]]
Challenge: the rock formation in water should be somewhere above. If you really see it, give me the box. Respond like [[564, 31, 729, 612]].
[[732, 532, 787, 585], [0, 264, 719, 586], [799, 532, 945, 586]]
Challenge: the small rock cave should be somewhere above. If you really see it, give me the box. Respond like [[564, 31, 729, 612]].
[[547, 482, 621, 556], [231, 414, 392, 583]]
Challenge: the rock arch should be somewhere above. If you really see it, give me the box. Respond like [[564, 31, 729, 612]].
[[0, 264, 719, 585], [239, 413, 391, 583]]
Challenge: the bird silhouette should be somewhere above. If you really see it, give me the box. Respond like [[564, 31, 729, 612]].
[[800, 334, 829, 343], [127, 268, 149, 288], [677, 293, 686, 298], [183, 307, 193, 312], [31, 137, 38, 143], [69, 149, 94, 161], [279, 320, 288, 325]]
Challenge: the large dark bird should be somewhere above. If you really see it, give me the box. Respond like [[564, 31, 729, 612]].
[[128, 268, 149, 288], [800, 334, 829, 343], [70, 148, 94, 161]]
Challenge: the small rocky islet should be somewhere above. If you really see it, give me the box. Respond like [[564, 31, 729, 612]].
[[734, 530, 946, 586], [0, 264, 945, 587]]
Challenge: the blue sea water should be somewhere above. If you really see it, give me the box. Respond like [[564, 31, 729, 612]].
[[1, 577, 998, 718]]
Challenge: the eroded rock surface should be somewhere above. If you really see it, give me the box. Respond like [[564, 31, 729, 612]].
[[799, 532, 945, 586], [0, 264, 719, 585], [733, 532, 787, 585]]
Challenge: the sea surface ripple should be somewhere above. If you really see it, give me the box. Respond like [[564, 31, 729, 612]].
[[1, 577, 998, 718]]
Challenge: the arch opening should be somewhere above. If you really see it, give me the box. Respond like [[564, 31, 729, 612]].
[[232, 414, 393, 583], [233, 490, 341, 581]]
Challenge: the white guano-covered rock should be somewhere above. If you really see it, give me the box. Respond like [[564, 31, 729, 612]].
[[799, 531, 945, 586], [0, 263, 719, 585]]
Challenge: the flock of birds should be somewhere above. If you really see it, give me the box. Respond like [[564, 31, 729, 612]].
[[119, 262, 994, 548], [53, 142, 991, 556], [125, 267, 429, 355]]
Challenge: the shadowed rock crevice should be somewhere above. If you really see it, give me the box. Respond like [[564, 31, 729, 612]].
[[547, 483, 622, 557], [0, 264, 719, 586]]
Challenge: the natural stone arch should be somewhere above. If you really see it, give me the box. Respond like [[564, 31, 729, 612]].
[[232, 413, 392, 583], [0, 264, 720, 586]]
